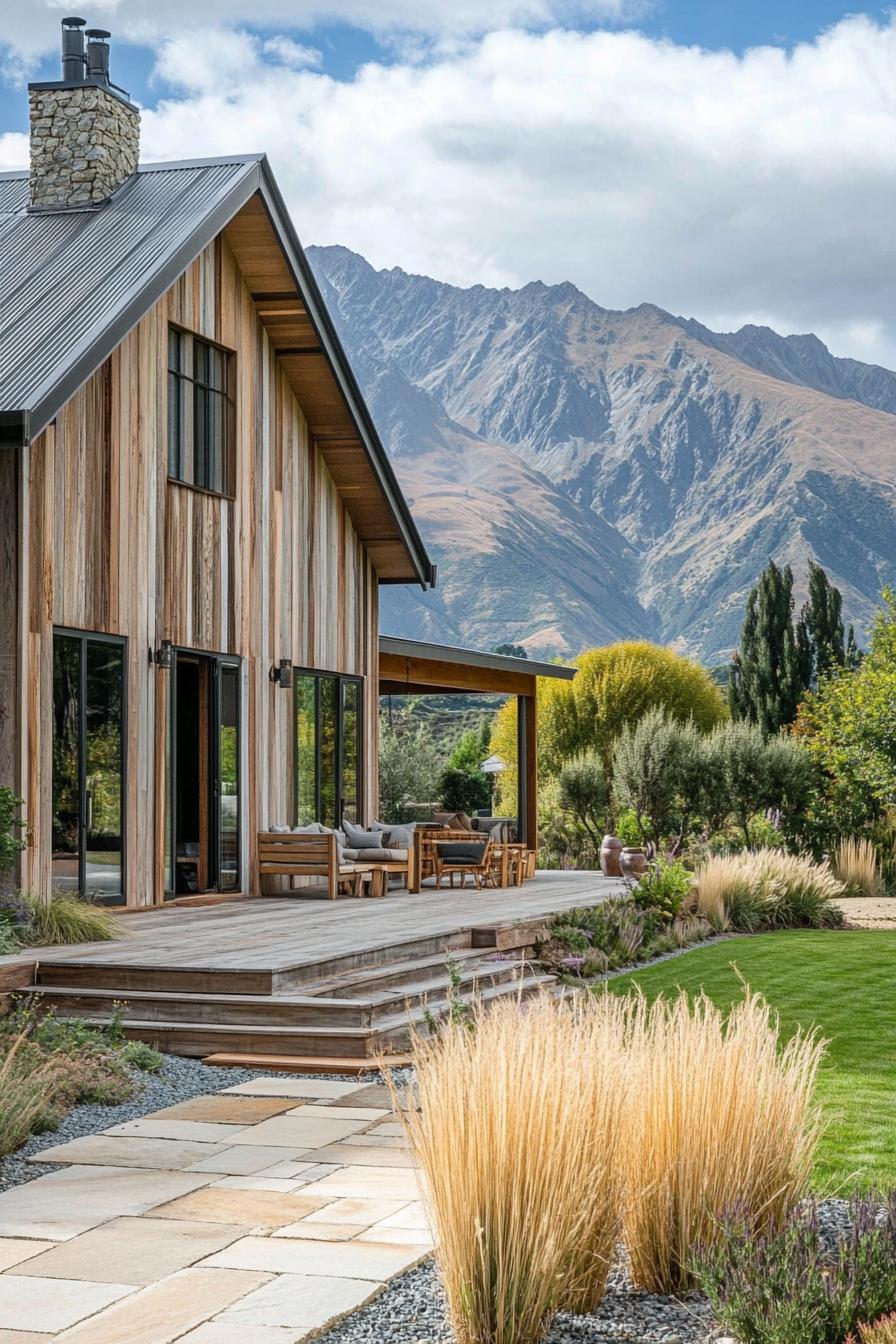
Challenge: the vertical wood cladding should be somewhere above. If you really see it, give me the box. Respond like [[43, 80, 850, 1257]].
[[20, 236, 379, 905]]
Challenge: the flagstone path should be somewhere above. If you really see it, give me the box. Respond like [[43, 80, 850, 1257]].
[[0, 1076, 432, 1341]]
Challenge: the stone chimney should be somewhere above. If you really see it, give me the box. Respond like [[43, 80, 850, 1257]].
[[28, 18, 140, 210]]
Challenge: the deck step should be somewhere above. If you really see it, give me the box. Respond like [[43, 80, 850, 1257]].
[[58, 972, 557, 1058], [304, 946, 518, 997], [200, 1052, 413, 1075], [34, 928, 478, 997], [26, 954, 531, 1029]]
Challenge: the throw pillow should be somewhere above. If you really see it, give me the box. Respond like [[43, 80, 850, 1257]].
[[343, 818, 382, 849]]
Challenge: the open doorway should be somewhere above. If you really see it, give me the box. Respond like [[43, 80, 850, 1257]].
[[167, 650, 241, 896]]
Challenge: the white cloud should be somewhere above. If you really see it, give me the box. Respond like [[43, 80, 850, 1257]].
[[6, 12, 896, 367], [133, 17, 896, 366], [1, 0, 643, 62]]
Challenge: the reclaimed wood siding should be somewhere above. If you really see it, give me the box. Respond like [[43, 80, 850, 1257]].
[[21, 236, 379, 905]]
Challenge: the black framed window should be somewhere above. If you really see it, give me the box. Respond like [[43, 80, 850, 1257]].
[[295, 671, 364, 829], [51, 630, 126, 905], [167, 325, 235, 495]]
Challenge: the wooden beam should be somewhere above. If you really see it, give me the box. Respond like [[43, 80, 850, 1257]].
[[379, 651, 535, 697]]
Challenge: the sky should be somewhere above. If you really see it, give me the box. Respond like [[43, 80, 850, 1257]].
[[3, 2, 896, 368]]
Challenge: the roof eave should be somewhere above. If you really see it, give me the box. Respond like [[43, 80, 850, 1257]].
[[378, 635, 577, 680], [253, 161, 435, 591]]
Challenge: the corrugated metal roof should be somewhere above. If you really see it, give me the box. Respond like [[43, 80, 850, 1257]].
[[0, 151, 435, 587], [0, 156, 261, 428]]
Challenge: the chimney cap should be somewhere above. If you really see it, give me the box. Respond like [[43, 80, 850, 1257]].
[[62, 16, 87, 26], [85, 28, 111, 39]]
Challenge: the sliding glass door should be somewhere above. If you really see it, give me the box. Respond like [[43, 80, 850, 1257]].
[[51, 631, 126, 905], [294, 671, 363, 828], [167, 650, 242, 896]]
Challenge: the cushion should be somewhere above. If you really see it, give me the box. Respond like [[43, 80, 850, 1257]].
[[433, 811, 473, 832], [343, 819, 383, 849], [317, 825, 347, 864], [473, 815, 515, 834], [382, 822, 417, 848], [354, 847, 408, 862], [290, 823, 322, 833], [436, 841, 487, 864], [270, 825, 290, 833]]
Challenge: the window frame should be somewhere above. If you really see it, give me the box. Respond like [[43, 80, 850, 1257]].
[[167, 323, 236, 499], [51, 627, 128, 906], [293, 668, 365, 829]]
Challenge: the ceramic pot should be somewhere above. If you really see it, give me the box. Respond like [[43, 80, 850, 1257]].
[[599, 834, 623, 877], [620, 846, 648, 878]]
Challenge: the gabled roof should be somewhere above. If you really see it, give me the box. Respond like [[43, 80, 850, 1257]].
[[0, 155, 434, 587]]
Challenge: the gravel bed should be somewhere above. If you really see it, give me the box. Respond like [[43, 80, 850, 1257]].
[[0, 1053, 383, 1193], [316, 1256, 714, 1344], [316, 1196, 859, 1344]]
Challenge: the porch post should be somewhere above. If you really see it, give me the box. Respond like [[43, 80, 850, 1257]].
[[516, 693, 538, 851]]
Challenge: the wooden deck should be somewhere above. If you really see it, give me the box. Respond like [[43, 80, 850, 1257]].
[[33, 870, 619, 974], [22, 871, 622, 1062]]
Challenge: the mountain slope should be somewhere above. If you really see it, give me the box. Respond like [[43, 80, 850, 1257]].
[[309, 246, 896, 662]]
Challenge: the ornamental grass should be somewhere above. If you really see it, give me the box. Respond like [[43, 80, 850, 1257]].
[[833, 836, 883, 899], [694, 849, 845, 931], [619, 988, 825, 1294], [394, 994, 629, 1344], [856, 1315, 896, 1344]]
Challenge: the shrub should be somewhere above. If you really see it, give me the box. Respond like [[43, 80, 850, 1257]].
[[696, 1194, 896, 1344], [394, 995, 628, 1343], [557, 751, 609, 847], [0, 789, 25, 877], [19, 890, 120, 946], [618, 988, 824, 1294], [438, 766, 490, 816], [694, 850, 846, 931], [628, 857, 695, 919], [613, 710, 688, 846], [833, 837, 883, 898], [378, 717, 442, 823]]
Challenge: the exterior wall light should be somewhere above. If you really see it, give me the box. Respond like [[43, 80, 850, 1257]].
[[270, 659, 294, 689], [151, 639, 173, 669]]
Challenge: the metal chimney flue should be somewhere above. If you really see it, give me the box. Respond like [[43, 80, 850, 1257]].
[[85, 28, 111, 84], [61, 17, 87, 82]]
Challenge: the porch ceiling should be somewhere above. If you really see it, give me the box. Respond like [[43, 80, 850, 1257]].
[[378, 636, 576, 697]]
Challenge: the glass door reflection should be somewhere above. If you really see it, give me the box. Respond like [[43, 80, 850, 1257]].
[[51, 631, 125, 904]]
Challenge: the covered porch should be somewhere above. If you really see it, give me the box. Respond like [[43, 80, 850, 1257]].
[[378, 635, 575, 861]]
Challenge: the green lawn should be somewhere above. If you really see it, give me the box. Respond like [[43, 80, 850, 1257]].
[[606, 930, 896, 1192]]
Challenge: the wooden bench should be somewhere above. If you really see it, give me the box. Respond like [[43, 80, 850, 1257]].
[[258, 832, 374, 901]]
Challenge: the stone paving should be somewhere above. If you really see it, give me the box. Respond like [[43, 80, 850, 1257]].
[[0, 1077, 431, 1341]]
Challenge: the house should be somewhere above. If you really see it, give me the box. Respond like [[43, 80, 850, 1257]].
[[0, 21, 435, 908]]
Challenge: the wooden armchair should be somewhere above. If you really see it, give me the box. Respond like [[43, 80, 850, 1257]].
[[257, 832, 373, 900], [432, 837, 494, 890]]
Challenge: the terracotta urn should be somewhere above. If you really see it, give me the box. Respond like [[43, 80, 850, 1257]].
[[620, 846, 648, 878], [599, 834, 623, 877]]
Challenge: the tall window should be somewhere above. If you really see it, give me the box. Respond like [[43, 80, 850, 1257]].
[[295, 672, 364, 828], [168, 326, 235, 495], [51, 631, 125, 904]]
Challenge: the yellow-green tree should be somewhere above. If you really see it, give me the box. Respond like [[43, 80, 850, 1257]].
[[491, 641, 727, 810]]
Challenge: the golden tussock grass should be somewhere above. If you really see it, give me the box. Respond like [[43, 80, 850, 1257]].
[[618, 988, 825, 1294], [393, 993, 629, 1344], [395, 984, 824, 1334], [0, 1029, 62, 1158], [832, 837, 883, 899], [855, 1314, 896, 1344], [695, 849, 845, 930]]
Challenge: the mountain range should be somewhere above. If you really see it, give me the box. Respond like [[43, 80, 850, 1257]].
[[308, 245, 896, 665]]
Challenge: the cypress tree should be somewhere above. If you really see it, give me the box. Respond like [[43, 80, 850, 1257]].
[[846, 624, 863, 670], [731, 561, 803, 734], [803, 561, 846, 679]]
